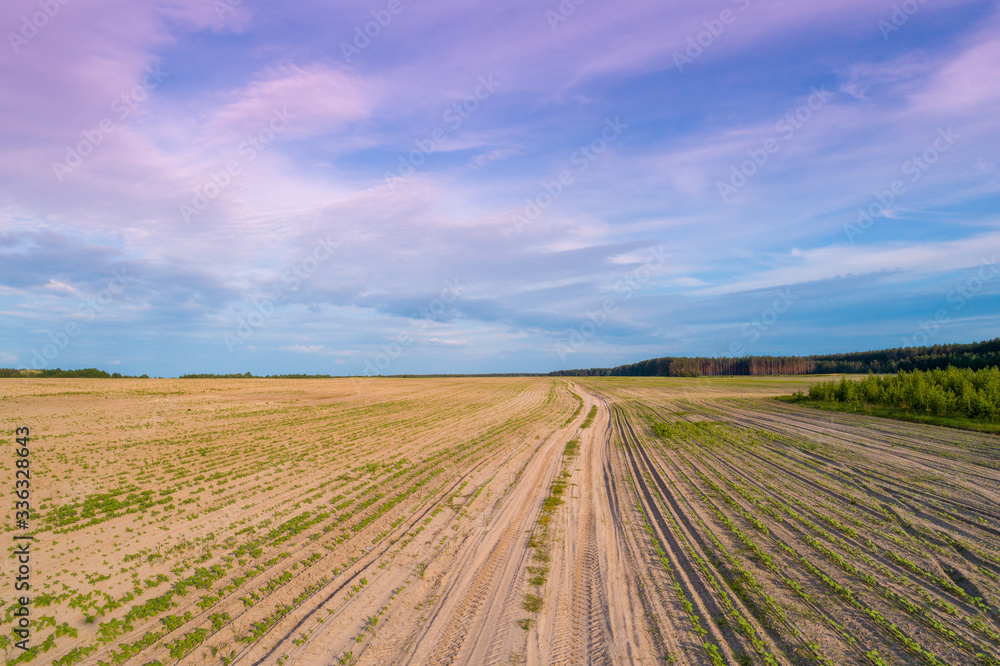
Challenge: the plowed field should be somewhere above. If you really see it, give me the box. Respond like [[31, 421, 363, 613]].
[[3, 376, 999, 665]]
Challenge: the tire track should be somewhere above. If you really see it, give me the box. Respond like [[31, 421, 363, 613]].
[[402, 417, 568, 665], [426, 518, 526, 665], [658, 401, 1000, 662], [243, 390, 569, 665], [724, 402, 1000, 508], [594, 395, 683, 664], [613, 406, 747, 665], [550, 495, 609, 665], [481, 560, 528, 666]]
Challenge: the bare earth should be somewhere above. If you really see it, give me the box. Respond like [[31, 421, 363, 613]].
[[2, 375, 999, 665]]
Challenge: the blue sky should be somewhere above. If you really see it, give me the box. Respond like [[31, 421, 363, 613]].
[[1, 0, 999, 376]]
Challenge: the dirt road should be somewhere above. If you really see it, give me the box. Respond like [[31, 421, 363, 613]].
[[264, 383, 677, 665]]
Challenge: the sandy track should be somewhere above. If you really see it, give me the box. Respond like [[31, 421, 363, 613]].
[[539, 391, 614, 666], [404, 431, 561, 666], [403, 388, 611, 666], [284, 385, 670, 666], [268, 390, 582, 666]]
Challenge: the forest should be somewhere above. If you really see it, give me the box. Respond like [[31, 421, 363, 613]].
[[0, 368, 136, 378], [550, 337, 1000, 377]]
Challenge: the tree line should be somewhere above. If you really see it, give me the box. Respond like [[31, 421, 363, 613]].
[[549, 338, 1000, 377], [0, 368, 148, 378]]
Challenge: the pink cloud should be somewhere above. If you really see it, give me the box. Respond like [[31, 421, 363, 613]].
[[911, 35, 1000, 115], [206, 63, 375, 141], [0, 0, 245, 141]]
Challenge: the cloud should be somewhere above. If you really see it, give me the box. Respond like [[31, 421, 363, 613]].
[[837, 58, 928, 100], [281, 344, 330, 354], [702, 233, 1000, 296], [42, 279, 84, 297], [674, 276, 707, 287], [910, 34, 1000, 116], [427, 338, 470, 346], [469, 146, 522, 169], [205, 63, 375, 141], [280, 344, 359, 356]]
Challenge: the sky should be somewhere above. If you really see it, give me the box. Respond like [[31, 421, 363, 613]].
[[1, 0, 999, 377]]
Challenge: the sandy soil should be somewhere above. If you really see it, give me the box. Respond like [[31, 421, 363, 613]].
[[2, 376, 998, 665]]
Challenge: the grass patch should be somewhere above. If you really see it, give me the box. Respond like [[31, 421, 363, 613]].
[[527, 566, 547, 587], [563, 390, 585, 426], [521, 432, 579, 617], [522, 593, 544, 613], [580, 405, 598, 429]]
